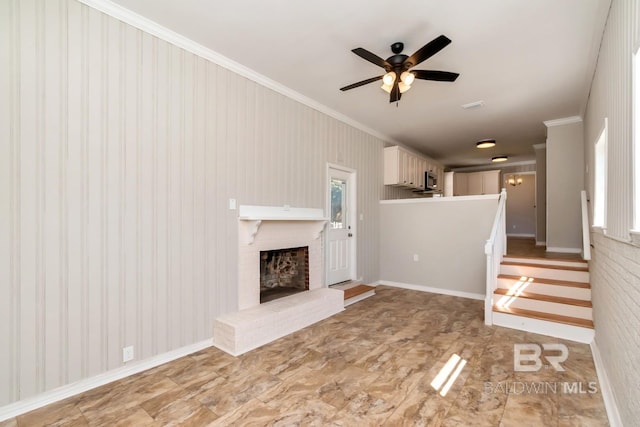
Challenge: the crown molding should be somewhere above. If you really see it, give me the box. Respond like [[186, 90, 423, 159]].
[[543, 116, 583, 127], [77, 0, 400, 146]]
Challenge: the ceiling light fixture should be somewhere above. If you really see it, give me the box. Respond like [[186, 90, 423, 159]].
[[476, 139, 496, 149], [380, 71, 396, 93], [400, 71, 415, 85], [507, 175, 523, 186], [492, 155, 508, 163], [381, 71, 416, 95]]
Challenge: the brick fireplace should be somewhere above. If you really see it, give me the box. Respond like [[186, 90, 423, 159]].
[[213, 205, 344, 356]]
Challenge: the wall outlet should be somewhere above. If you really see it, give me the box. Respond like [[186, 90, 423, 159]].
[[122, 346, 134, 363], [413, 254, 419, 262], [229, 199, 236, 210]]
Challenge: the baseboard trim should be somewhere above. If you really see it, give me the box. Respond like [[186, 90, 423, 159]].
[[507, 233, 536, 238], [0, 339, 213, 422], [535, 240, 547, 246], [590, 340, 623, 427], [374, 280, 484, 301], [546, 246, 582, 254]]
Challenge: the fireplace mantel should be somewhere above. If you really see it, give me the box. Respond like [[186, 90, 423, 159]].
[[238, 205, 328, 244]]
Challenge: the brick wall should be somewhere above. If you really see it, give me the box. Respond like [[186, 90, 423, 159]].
[[591, 232, 640, 423]]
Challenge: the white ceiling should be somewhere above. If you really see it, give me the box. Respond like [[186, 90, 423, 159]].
[[109, 0, 610, 167]]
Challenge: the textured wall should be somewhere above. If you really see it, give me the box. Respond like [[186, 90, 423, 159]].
[[582, 0, 640, 424], [0, 0, 384, 405]]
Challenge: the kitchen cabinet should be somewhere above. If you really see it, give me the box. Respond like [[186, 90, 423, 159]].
[[453, 172, 468, 196], [454, 170, 500, 196], [384, 146, 434, 190]]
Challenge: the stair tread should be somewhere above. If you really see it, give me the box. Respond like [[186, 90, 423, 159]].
[[498, 274, 591, 289], [503, 255, 587, 264], [501, 261, 589, 272], [493, 288, 592, 307], [493, 306, 594, 329], [343, 284, 376, 300]]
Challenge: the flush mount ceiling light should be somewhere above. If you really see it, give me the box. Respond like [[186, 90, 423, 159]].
[[476, 139, 496, 149], [492, 155, 508, 163]]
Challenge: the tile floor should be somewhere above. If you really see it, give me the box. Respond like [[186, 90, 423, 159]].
[[3, 286, 608, 426]]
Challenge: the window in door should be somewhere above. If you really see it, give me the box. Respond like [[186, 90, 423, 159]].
[[331, 178, 347, 229]]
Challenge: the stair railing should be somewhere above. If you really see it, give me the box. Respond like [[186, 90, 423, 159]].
[[484, 188, 507, 325], [581, 190, 591, 260]]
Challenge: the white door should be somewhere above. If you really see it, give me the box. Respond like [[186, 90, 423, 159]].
[[328, 167, 355, 285]]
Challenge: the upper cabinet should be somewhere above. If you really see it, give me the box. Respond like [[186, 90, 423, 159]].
[[453, 170, 501, 196], [384, 146, 441, 191]]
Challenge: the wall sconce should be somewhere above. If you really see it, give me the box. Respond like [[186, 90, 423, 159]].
[[507, 175, 523, 186]]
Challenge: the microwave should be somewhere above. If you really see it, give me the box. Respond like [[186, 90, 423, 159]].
[[425, 171, 437, 191]]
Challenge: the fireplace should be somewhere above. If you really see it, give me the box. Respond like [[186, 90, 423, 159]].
[[260, 246, 309, 303], [213, 205, 344, 356]]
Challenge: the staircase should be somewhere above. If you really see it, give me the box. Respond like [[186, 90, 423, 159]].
[[331, 280, 376, 306], [491, 255, 594, 343]]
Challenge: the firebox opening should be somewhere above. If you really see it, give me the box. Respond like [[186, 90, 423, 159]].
[[260, 246, 310, 304]]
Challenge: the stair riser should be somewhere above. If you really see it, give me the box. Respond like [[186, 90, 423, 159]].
[[497, 279, 591, 300], [492, 312, 594, 344], [502, 257, 587, 268], [493, 295, 592, 320], [500, 265, 589, 282]]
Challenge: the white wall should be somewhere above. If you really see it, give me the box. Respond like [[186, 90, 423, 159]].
[[546, 120, 585, 251], [379, 196, 498, 297], [0, 0, 384, 406], [582, 0, 640, 424]]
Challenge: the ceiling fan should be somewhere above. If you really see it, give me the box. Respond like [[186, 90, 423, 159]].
[[340, 35, 459, 103]]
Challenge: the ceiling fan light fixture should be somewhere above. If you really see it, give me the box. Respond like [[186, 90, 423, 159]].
[[476, 139, 496, 149], [492, 155, 508, 163], [382, 72, 396, 86], [399, 81, 411, 93], [381, 83, 393, 93], [400, 71, 415, 85]]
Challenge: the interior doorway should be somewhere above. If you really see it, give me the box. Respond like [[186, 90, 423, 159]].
[[505, 171, 536, 238]]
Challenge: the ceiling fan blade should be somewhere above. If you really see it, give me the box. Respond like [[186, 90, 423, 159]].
[[340, 76, 384, 91], [413, 70, 460, 82], [405, 35, 451, 68], [389, 81, 401, 103], [352, 48, 391, 69]]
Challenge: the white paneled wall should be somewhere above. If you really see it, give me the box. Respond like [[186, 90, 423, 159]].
[[583, 0, 640, 425], [0, 0, 384, 405]]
